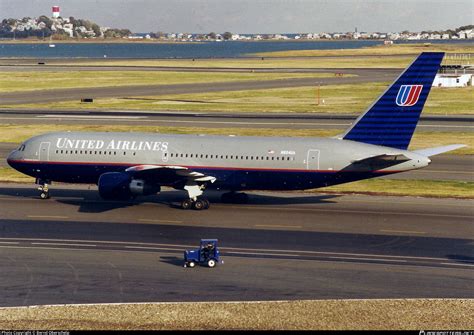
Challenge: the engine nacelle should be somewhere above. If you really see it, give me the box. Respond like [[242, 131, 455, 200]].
[[129, 179, 160, 196], [98, 173, 160, 200], [98, 172, 132, 200]]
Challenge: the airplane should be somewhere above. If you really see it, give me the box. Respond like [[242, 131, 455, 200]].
[[7, 52, 465, 210]]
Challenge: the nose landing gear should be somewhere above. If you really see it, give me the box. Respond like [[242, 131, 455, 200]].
[[36, 179, 51, 199]]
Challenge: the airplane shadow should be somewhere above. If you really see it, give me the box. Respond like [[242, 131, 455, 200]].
[[446, 254, 474, 266], [0, 186, 340, 214]]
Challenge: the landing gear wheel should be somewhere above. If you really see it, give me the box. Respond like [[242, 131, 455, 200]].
[[207, 259, 216, 268], [202, 198, 210, 209], [181, 199, 193, 210], [39, 191, 50, 200], [193, 199, 205, 210], [188, 261, 196, 268]]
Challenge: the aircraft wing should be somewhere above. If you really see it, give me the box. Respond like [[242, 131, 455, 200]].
[[125, 165, 216, 185]]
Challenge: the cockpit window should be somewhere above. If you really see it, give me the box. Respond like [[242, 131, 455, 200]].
[[18, 144, 26, 151]]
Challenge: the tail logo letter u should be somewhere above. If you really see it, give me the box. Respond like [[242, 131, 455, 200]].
[[396, 85, 423, 107]]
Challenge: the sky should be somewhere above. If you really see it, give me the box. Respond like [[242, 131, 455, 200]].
[[0, 0, 472, 33]]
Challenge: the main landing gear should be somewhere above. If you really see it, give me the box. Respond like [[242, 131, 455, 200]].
[[181, 197, 210, 210], [36, 179, 51, 199], [180, 184, 210, 210]]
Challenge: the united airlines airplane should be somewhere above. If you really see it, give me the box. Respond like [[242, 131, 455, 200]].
[[7, 52, 465, 210]]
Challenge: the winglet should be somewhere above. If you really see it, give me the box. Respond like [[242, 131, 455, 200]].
[[413, 144, 466, 157]]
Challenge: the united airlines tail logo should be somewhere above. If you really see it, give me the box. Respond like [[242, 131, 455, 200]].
[[396, 85, 423, 107]]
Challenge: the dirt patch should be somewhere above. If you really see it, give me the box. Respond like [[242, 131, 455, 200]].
[[0, 299, 472, 330]]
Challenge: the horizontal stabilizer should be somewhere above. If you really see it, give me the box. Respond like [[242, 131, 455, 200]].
[[348, 153, 411, 171], [413, 144, 466, 157], [351, 153, 411, 164]]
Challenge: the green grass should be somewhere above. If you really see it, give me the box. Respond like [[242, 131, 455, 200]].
[[8, 83, 472, 115], [251, 43, 474, 57], [0, 167, 33, 183], [319, 179, 474, 199], [0, 71, 336, 93], [0, 124, 471, 155]]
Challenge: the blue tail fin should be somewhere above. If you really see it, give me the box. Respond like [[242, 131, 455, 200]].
[[342, 52, 444, 150]]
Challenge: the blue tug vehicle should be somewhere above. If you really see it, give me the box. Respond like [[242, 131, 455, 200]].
[[184, 239, 222, 268]]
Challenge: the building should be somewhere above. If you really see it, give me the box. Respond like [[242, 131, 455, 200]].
[[433, 74, 472, 87]]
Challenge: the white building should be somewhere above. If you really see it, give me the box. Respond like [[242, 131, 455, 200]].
[[433, 74, 472, 87]]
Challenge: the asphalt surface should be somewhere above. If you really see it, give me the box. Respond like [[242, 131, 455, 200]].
[[0, 109, 472, 132], [0, 68, 398, 105], [0, 184, 472, 307]]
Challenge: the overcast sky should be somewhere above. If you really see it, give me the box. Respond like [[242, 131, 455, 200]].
[[1, 0, 472, 33]]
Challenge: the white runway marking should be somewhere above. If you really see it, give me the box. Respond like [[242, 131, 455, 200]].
[[27, 215, 69, 219], [380, 229, 426, 234], [37, 115, 147, 119], [138, 218, 183, 224], [32, 242, 97, 247], [255, 224, 302, 228]]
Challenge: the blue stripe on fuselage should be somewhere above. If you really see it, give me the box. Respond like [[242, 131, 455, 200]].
[[8, 160, 396, 191]]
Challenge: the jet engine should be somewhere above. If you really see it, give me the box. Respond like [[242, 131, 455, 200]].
[[98, 172, 160, 200]]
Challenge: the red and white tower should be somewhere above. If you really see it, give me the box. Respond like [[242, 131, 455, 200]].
[[52, 6, 60, 18]]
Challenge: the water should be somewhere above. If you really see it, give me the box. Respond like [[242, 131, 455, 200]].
[[0, 39, 471, 59]]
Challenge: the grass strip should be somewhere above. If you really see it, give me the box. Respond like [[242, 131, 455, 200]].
[[319, 178, 474, 199], [7, 83, 472, 115], [251, 43, 474, 57], [0, 71, 336, 93], [0, 299, 471, 330]]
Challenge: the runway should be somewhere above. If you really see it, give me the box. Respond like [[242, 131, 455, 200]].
[[0, 109, 472, 132], [0, 67, 399, 105], [0, 184, 472, 307]]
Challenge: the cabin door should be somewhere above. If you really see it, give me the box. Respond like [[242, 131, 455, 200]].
[[306, 149, 320, 170], [39, 142, 50, 161]]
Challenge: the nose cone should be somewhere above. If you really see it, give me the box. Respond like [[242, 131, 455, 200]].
[[6, 150, 19, 168]]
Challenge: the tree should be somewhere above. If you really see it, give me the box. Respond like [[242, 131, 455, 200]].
[[222, 31, 232, 40], [69, 16, 77, 26], [208, 32, 216, 39], [91, 23, 101, 37], [38, 15, 52, 29]]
